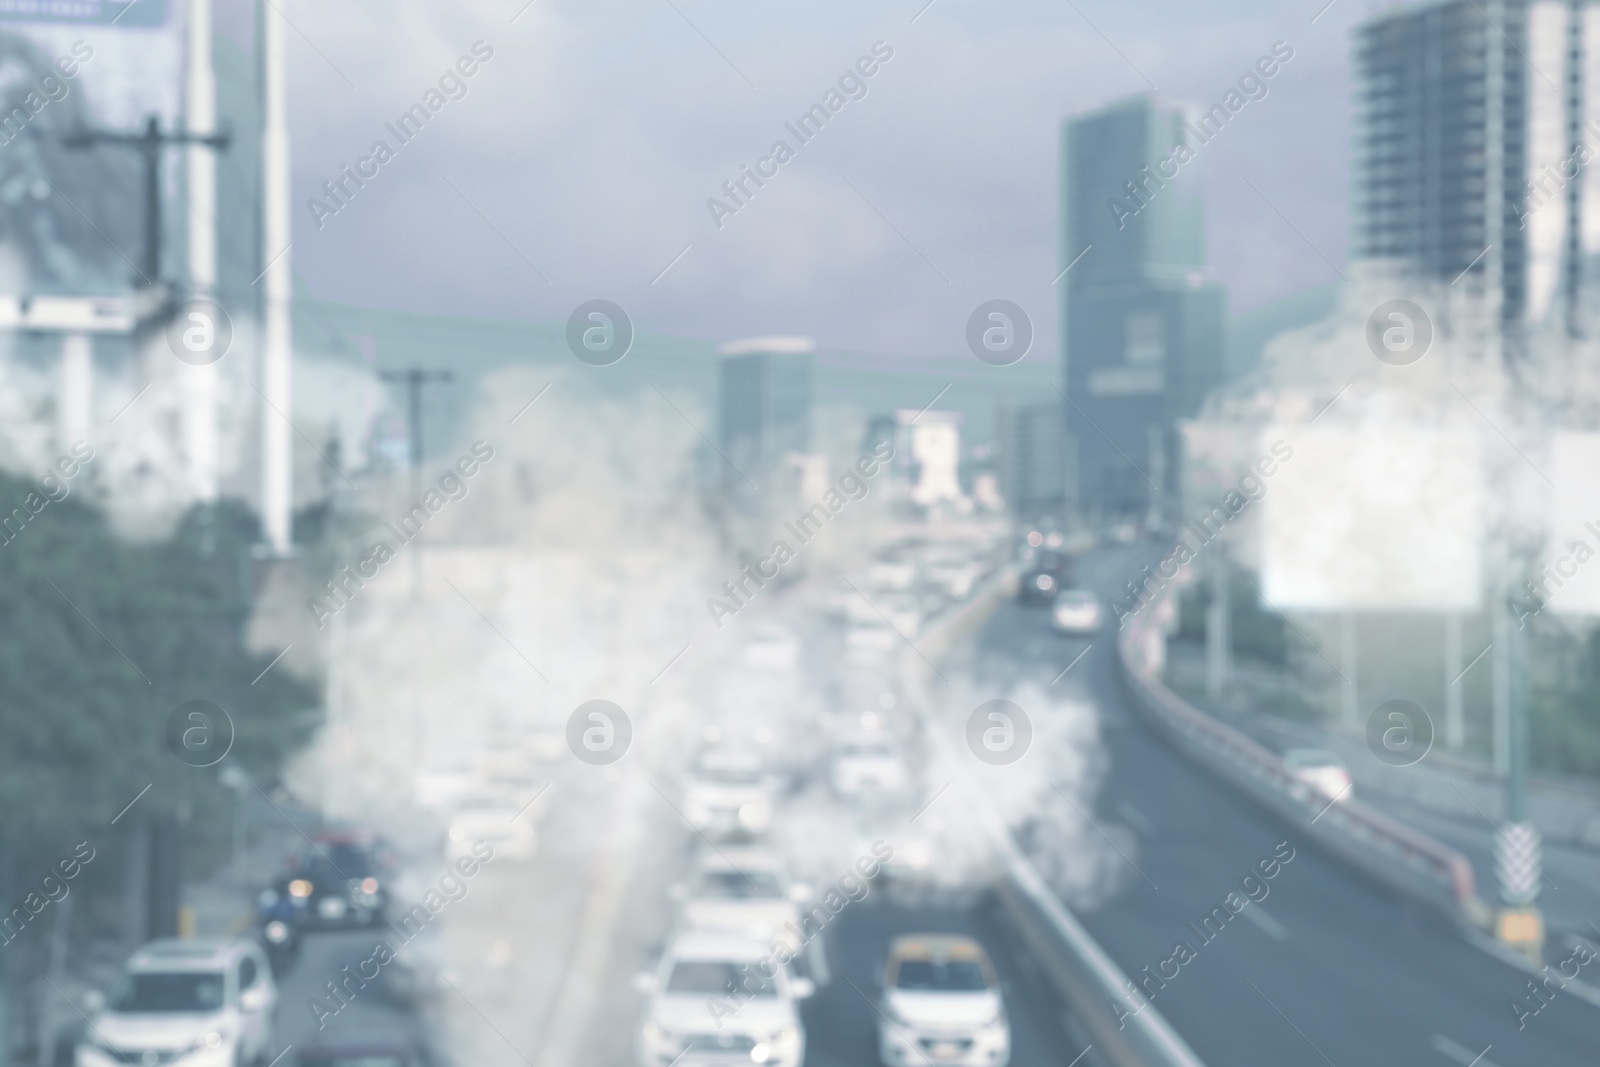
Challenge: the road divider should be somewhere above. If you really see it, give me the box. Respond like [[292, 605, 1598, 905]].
[[1118, 589, 1490, 930], [904, 565, 1210, 1067]]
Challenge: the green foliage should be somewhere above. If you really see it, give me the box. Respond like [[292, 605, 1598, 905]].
[[1532, 625, 1600, 780], [1176, 568, 1288, 666], [0, 473, 319, 874]]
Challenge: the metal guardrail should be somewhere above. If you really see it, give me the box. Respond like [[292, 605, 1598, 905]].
[[905, 564, 1210, 1067], [1119, 604, 1488, 929], [995, 856, 1207, 1067]]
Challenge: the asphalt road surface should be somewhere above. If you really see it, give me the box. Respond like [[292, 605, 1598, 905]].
[[800, 891, 1095, 1067], [962, 543, 1600, 1067]]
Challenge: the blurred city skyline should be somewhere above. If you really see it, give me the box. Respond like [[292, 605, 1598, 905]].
[[255, 0, 1362, 357]]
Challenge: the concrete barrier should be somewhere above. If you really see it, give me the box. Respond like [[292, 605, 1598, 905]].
[[904, 566, 1210, 1067], [1118, 602, 1490, 930]]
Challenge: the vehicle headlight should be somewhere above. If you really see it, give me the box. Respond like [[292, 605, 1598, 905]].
[[738, 802, 768, 828], [768, 1026, 798, 1048], [360, 877, 381, 895], [641, 1023, 671, 1047], [264, 920, 291, 943], [288, 879, 312, 899], [448, 826, 466, 842], [175, 1030, 230, 1056]]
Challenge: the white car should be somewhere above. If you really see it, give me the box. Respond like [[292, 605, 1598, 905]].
[[415, 751, 482, 811], [878, 935, 1009, 1067], [683, 750, 776, 838], [925, 557, 983, 599], [676, 848, 809, 945], [744, 624, 800, 671], [824, 577, 863, 620], [1283, 748, 1352, 802], [1107, 522, 1139, 544], [846, 623, 899, 665], [832, 735, 910, 799], [1050, 589, 1102, 634], [856, 831, 933, 883], [636, 930, 812, 1067], [868, 559, 917, 591], [875, 594, 923, 638], [78, 940, 276, 1067], [447, 792, 537, 861]]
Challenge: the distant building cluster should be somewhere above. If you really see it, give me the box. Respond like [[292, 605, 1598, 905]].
[[1008, 0, 1600, 534]]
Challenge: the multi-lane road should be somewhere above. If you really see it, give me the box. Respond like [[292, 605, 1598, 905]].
[[277, 542, 1600, 1067], [962, 544, 1600, 1067]]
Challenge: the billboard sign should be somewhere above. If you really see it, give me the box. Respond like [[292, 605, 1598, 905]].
[[1539, 431, 1600, 615], [0, 0, 168, 27], [1261, 423, 1484, 611]]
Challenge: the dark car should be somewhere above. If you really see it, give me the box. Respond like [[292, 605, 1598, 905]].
[[297, 1036, 430, 1067], [279, 832, 395, 929], [1019, 550, 1072, 603]]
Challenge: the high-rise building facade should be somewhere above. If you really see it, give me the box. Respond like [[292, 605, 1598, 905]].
[[717, 336, 814, 498], [1061, 96, 1227, 524], [1353, 0, 1600, 334], [998, 403, 1069, 523]]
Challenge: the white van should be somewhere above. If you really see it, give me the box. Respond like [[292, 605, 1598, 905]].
[[78, 940, 277, 1067]]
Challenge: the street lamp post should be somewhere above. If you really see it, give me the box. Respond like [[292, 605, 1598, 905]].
[[1496, 569, 1544, 959]]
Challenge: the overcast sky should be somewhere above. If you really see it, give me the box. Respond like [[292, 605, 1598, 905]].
[[268, 0, 1372, 361]]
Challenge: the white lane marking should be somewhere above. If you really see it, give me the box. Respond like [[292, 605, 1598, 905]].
[[1116, 800, 1156, 837], [1050, 644, 1093, 685], [1239, 903, 1287, 942], [1431, 1034, 1498, 1067]]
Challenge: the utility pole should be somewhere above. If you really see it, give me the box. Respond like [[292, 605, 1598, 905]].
[[381, 367, 453, 592], [1444, 612, 1464, 750], [1205, 548, 1230, 700], [1145, 423, 1166, 532], [61, 116, 230, 295], [1564, 0, 1584, 342], [1340, 611, 1359, 727], [186, 0, 223, 504], [382, 367, 455, 500], [1496, 580, 1544, 960], [260, 0, 294, 556]]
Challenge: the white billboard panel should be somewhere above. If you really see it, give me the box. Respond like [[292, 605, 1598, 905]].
[[0, 0, 179, 128], [0, 0, 183, 297], [0, 1, 168, 27], [1261, 424, 1483, 611], [1542, 432, 1600, 615]]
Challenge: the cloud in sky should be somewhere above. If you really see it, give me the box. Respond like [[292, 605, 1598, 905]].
[[270, 0, 1363, 360]]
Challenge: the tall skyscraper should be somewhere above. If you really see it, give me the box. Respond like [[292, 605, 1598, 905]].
[[1353, 0, 1600, 336], [998, 402, 1069, 523], [716, 336, 814, 499], [1061, 95, 1226, 524]]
